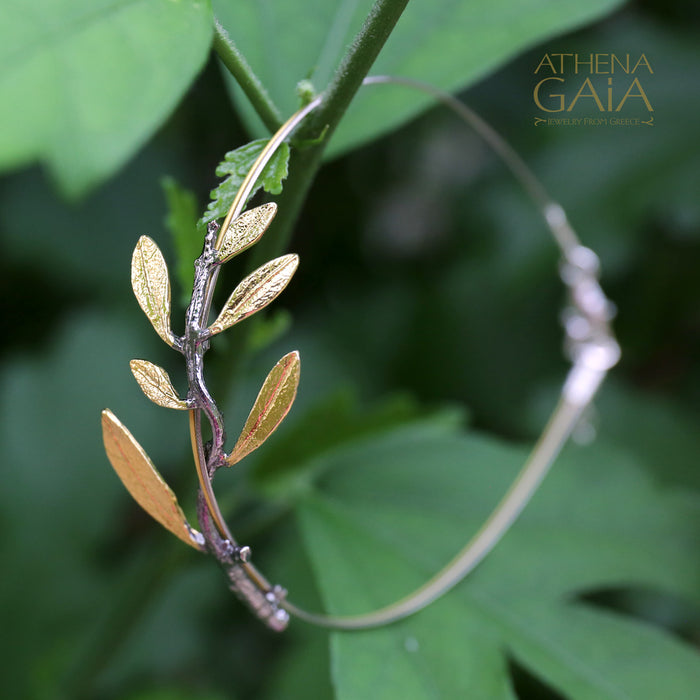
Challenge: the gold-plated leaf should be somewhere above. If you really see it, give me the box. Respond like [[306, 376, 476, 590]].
[[227, 351, 301, 466], [208, 254, 299, 336], [130, 359, 188, 410], [101, 409, 205, 551], [216, 203, 277, 264], [131, 235, 176, 347]]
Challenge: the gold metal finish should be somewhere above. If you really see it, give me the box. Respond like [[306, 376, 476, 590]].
[[101, 409, 205, 551], [227, 351, 301, 466], [130, 359, 188, 410], [215, 96, 323, 248], [208, 254, 299, 336], [131, 235, 176, 347], [217, 203, 278, 264], [189, 409, 231, 539]]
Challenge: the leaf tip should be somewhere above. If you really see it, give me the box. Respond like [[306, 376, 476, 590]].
[[101, 406, 117, 427], [274, 252, 300, 280], [259, 200, 277, 213]]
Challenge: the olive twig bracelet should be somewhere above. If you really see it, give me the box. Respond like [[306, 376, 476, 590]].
[[102, 76, 619, 632]]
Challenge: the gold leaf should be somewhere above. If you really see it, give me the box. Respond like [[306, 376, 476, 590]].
[[130, 359, 188, 410], [101, 409, 205, 551], [208, 254, 298, 336], [217, 203, 277, 264], [227, 351, 300, 466], [131, 236, 176, 347]]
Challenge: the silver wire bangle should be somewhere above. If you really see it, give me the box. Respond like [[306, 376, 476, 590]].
[[105, 76, 620, 632]]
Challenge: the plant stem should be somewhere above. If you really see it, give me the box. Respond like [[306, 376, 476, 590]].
[[251, 0, 411, 268], [212, 19, 283, 133], [221, 0, 410, 387]]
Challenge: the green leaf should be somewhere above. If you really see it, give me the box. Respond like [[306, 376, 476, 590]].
[[162, 177, 202, 307], [0, 0, 213, 196], [201, 139, 290, 225], [295, 423, 700, 698], [214, 0, 624, 156], [252, 389, 467, 497]]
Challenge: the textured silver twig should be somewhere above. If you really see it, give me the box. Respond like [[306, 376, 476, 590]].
[[183, 221, 289, 630]]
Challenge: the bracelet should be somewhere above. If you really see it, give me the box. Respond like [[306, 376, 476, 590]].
[[102, 76, 619, 632]]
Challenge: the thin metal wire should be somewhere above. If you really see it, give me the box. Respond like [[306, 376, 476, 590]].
[[283, 398, 583, 628], [216, 95, 324, 246], [191, 76, 619, 631], [198, 96, 325, 357], [362, 75, 579, 254], [189, 409, 232, 541]]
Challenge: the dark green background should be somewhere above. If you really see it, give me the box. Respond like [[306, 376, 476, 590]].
[[1, 1, 699, 698]]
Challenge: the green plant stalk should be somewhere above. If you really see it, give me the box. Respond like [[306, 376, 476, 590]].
[[219, 0, 411, 388], [251, 0, 411, 269], [212, 20, 283, 133]]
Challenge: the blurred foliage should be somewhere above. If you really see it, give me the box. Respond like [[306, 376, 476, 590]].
[[0, 0, 213, 196], [1, 0, 700, 699]]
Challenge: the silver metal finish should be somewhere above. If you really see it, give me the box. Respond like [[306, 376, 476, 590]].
[[108, 76, 620, 633]]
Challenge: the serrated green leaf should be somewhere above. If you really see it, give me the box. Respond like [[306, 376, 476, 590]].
[[214, 0, 624, 157], [201, 139, 290, 225], [296, 424, 700, 699], [162, 177, 203, 307], [0, 0, 213, 196]]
